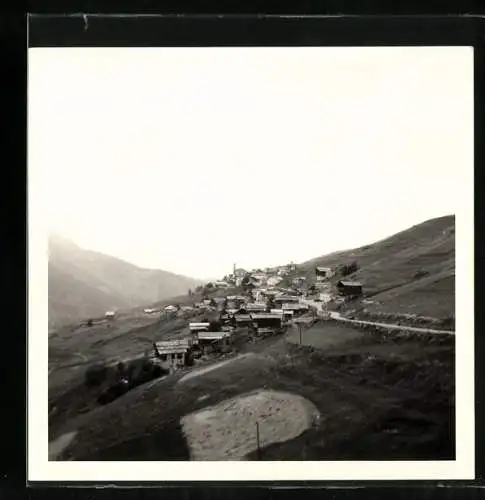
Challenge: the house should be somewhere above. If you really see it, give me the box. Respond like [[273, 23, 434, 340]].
[[234, 313, 253, 326], [267, 276, 283, 287], [105, 311, 115, 320], [315, 266, 332, 281], [164, 305, 177, 313], [337, 280, 363, 297], [226, 295, 246, 311], [282, 303, 309, 317], [246, 303, 267, 313], [189, 322, 211, 333], [250, 313, 284, 335], [273, 296, 299, 307], [214, 281, 229, 288], [196, 330, 233, 354], [154, 339, 193, 370]]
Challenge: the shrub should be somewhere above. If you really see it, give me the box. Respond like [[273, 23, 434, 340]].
[[86, 319, 93, 327], [414, 269, 429, 279], [340, 261, 359, 277], [84, 363, 108, 387]]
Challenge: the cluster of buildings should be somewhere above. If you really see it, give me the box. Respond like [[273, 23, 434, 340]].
[[140, 261, 364, 371]]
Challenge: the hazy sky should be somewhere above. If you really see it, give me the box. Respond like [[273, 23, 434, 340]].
[[28, 47, 472, 279]]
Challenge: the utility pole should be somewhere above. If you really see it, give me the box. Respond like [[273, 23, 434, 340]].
[[256, 421, 261, 460]]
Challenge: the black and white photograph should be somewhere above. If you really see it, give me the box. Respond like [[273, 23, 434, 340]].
[[28, 44, 474, 481]]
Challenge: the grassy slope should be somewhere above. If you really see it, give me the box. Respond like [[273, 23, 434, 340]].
[[51, 328, 454, 461], [49, 235, 204, 328], [300, 215, 455, 317]]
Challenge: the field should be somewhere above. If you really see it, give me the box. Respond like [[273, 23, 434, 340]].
[[49, 320, 455, 462]]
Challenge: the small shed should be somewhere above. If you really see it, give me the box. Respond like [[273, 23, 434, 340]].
[[315, 266, 332, 281], [337, 280, 363, 297], [250, 313, 284, 335], [154, 339, 193, 370], [105, 311, 115, 320]]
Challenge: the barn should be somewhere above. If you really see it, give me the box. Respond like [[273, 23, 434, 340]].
[[250, 313, 284, 335], [196, 331, 233, 355], [337, 280, 363, 297], [154, 339, 194, 370]]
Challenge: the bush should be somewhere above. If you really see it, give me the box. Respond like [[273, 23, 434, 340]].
[[441, 314, 455, 329], [84, 363, 108, 387], [340, 261, 359, 277], [414, 269, 429, 279]]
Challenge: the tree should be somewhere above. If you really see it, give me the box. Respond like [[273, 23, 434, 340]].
[[340, 261, 359, 277], [209, 320, 221, 331], [206, 282, 214, 289]]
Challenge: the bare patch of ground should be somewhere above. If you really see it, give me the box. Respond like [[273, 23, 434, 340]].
[[181, 390, 319, 460]]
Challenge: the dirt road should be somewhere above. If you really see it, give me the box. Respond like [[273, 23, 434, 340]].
[[300, 299, 455, 335]]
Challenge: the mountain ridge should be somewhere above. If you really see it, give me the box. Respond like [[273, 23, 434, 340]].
[[48, 235, 204, 328]]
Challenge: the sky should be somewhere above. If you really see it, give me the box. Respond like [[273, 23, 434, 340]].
[[28, 47, 472, 280]]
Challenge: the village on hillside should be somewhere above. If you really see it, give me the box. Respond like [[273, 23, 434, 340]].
[[48, 218, 456, 462], [71, 256, 454, 408], [99, 263, 363, 375]]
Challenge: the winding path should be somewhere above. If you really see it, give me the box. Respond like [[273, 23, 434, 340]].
[[299, 298, 455, 336]]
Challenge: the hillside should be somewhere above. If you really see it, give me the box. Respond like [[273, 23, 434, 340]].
[[301, 215, 455, 317], [48, 234, 204, 328]]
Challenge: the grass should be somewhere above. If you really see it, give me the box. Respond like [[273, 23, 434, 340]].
[[286, 322, 366, 349], [50, 322, 455, 462], [299, 215, 455, 318]]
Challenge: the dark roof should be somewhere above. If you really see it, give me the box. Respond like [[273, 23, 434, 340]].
[[338, 280, 363, 287], [250, 313, 283, 320]]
